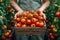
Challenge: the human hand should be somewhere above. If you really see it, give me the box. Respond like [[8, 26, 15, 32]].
[[40, 11, 46, 27]]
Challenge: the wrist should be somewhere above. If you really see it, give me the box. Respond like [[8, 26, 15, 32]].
[[18, 10, 23, 14]]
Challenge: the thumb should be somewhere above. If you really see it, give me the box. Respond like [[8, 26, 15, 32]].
[[40, 11, 46, 20]]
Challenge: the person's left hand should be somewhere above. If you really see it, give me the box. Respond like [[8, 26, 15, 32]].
[[40, 11, 46, 27], [40, 11, 46, 20]]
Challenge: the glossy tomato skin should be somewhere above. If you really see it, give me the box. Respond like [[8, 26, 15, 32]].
[[16, 14, 22, 18], [16, 18, 20, 22], [7, 5, 12, 9], [49, 35, 54, 40], [27, 13, 33, 19], [23, 12, 28, 16], [39, 13, 44, 17], [8, 9, 13, 13], [33, 13, 38, 19], [32, 18, 38, 24], [16, 23, 21, 27], [52, 28, 57, 33], [31, 24, 36, 27], [39, 22, 45, 27], [15, 10, 45, 28], [21, 18, 26, 23], [4, 32, 10, 37], [27, 19, 31, 25], [24, 17, 27, 19], [2, 25, 7, 30], [36, 10, 41, 14], [49, 33, 53, 37], [8, 30, 12, 34], [50, 25, 55, 29], [8, 35, 12, 39], [48, 33, 54, 39], [22, 24, 27, 28], [35, 22, 40, 27], [16, 14, 19, 18], [56, 12, 60, 18], [39, 16, 44, 21]]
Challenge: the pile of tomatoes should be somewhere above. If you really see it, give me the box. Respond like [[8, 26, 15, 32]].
[[15, 10, 45, 28], [2, 30, 12, 40], [48, 24, 58, 40], [48, 33, 58, 40]]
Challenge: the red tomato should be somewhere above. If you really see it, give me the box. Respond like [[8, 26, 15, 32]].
[[8, 9, 13, 13], [16, 14, 22, 18], [39, 22, 45, 27], [31, 24, 36, 27], [8, 35, 12, 39], [49, 35, 54, 39], [7, 5, 12, 9], [48, 33, 54, 39], [21, 18, 26, 23], [24, 17, 27, 19], [8, 30, 11, 34], [16, 14, 19, 18], [33, 13, 38, 18], [22, 24, 27, 28], [27, 19, 31, 25], [16, 23, 21, 27], [2, 25, 7, 30], [35, 22, 40, 27], [27, 13, 33, 19], [36, 10, 41, 14], [22, 12, 27, 16], [26, 11, 30, 14], [39, 13, 44, 17], [32, 18, 38, 23], [49, 33, 53, 36], [4, 32, 10, 37], [16, 18, 20, 22], [50, 25, 55, 29], [39, 16, 44, 21], [56, 12, 60, 18]]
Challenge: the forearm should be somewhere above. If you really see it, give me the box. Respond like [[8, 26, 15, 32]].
[[10, 1, 23, 12], [39, 0, 50, 12], [43, 0, 49, 3]]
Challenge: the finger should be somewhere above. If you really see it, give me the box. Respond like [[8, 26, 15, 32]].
[[40, 12, 46, 20], [43, 13, 46, 20], [15, 11, 20, 19]]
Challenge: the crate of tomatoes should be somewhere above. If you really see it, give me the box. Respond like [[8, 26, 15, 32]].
[[14, 10, 46, 36]]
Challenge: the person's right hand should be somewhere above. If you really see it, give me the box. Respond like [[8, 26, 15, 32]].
[[11, 0, 24, 19], [15, 10, 23, 19]]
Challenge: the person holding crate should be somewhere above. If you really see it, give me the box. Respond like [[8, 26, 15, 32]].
[[11, 0, 50, 40]]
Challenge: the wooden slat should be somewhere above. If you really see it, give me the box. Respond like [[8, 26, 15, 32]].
[[15, 27, 46, 36]]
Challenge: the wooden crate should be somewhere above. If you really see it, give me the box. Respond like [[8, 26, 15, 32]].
[[14, 27, 46, 36]]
